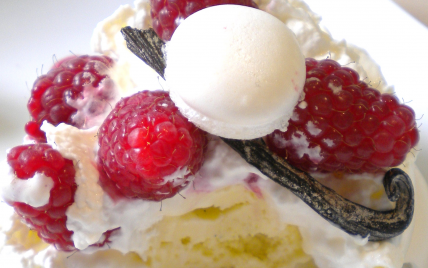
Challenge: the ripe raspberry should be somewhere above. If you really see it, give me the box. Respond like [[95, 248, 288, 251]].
[[97, 90, 207, 201], [26, 55, 117, 142], [150, 0, 258, 41], [6, 144, 77, 251], [266, 58, 419, 173], [5, 144, 117, 251]]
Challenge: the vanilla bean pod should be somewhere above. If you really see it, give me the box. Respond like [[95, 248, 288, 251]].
[[121, 26, 414, 241], [122, 27, 166, 79], [222, 138, 414, 241]]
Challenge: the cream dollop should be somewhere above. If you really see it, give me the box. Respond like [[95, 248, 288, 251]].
[[0, 161, 54, 208]]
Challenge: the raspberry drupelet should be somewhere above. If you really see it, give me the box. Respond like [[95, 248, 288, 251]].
[[150, 0, 258, 41], [97, 90, 207, 201], [6, 144, 79, 251], [26, 55, 117, 142], [5, 144, 119, 251], [266, 58, 419, 173]]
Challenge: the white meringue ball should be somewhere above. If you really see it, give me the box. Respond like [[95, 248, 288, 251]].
[[165, 5, 305, 139]]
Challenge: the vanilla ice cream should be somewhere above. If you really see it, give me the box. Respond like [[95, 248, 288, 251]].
[[1, 0, 427, 268], [165, 5, 305, 139]]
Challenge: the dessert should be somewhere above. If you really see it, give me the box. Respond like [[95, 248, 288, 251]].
[[0, 1, 427, 268]]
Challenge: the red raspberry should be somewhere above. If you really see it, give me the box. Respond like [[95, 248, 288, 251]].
[[5, 144, 117, 251], [266, 58, 419, 173], [150, 0, 258, 41], [26, 55, 117, 142], [6, 144, 77, 251], [97, 90, 207, 201]]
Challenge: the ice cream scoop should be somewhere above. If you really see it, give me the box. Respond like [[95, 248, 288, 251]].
[[165, 5, 306, 139]]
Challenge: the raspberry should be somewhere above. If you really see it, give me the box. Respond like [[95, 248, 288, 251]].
[[150, 0, 258, 41], [97, 90, 207, 201], [266, 58, 419, 173], [5, 144, 118, 251], [26, 55, 117, 142], [6, 144, 77, 251]]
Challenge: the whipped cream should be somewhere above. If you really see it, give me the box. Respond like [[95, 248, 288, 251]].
[[0, 162, 54, 208], [36, 123, 417, 268], [91, 1, 161, 96]]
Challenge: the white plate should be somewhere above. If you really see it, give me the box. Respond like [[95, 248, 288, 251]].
[[0, 0, 427, 267]]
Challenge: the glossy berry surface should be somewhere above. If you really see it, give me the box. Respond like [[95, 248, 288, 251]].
[[6, 144, 77, 251], [6, 144, 119, 251], [26, 55, 116, 142], [150, 0, 258, 41], [266, 58, 419, 173], [98, 90, 207, 201]]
